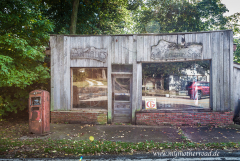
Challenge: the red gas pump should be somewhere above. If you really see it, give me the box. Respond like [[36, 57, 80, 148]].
[[29, 90, 50, 135]]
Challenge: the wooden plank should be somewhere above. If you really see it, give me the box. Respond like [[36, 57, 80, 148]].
[[123, 36, 128, 64], [149, 35, 155, 62], [229, 30, 234, 111], [50, 36, 56, 111], [237, 69, 240, 110], [70, 36, 107, 67], [114, 109, 131, 114], [137, 63, 142, 110], [70, 69, 73, 110], [143, 36, 148, 61], [71, 59, 107, 67], [115, 36, 119, 64], [113, 117, 131, 123], [146, 36, 151, 62], [132, 35, 137, 124], [209, 60, 213, 110], [55, 35, 64, 110], [111, 36, 115, 64], [219, 32, 224, 111], [155, 36, 161, 45], [118, 36, 123, 64], [177, 34, 184, 45], [137, 36, 144, 62], [196, 34, 203, 60], [128, 36, 133, 64], [170, 34, 178, 44], [192, 33, 196, 42], [107, 36, 112, 124], [236, 69, 240, 113], [202, 33, 211, 60], [233, 68, 236, 110], [196, 33, 203, 44], [211, 32, 218, 111], [223, 31, 230, 111], [114, 113, 131, 117], [233, 68, 238, 112], [184, 34, 190, 44], [62, 36, 71, 110], [162, 35, 166, 41]]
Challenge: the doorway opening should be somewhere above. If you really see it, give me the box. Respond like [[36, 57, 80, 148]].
[[112, 75, 132, 123]]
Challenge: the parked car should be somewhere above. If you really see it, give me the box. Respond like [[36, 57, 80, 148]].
[[187, 81, 210, 100]]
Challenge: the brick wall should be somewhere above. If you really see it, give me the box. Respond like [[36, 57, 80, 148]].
[[51, 111, 107, 124], [136, 111, 234, 126]]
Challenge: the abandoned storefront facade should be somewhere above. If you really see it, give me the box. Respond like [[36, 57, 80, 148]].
[[50, 30, 235, 125]]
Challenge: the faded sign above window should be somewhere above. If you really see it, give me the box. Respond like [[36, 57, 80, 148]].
[[70, 47, 107, 62], [151, 40, 202, 60]]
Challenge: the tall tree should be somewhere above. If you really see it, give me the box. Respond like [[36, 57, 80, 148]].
[[70, 0, 79, 34], [0, 0, 53, 115], [133, 0, 228, 33], [42, 0, 133, 35]]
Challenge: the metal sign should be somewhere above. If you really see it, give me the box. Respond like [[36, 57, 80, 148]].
[[145, 98, 157, 109]]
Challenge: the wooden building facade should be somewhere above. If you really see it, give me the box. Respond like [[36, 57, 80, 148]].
[[50, 30, 235, 125]]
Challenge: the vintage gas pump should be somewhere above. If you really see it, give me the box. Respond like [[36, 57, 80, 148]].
[[29, 90, 50, 135]]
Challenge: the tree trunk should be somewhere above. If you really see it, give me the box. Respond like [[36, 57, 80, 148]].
[[70, 0, 79, 34], [160, 75, 164, 90], [102, 69, 106, 80]]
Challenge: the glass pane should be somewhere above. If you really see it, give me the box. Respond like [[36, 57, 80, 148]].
[[112, 65, 133, 72], [31, 97, 41, 105], [72, 68, 107, 109], [114, 78, 130, 101], [142, 60, 210, 109]]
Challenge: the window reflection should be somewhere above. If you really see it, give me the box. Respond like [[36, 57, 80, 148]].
[[72, 68, 107, 109], [114, 78, 130, 101], [142, 61, 210, 109]]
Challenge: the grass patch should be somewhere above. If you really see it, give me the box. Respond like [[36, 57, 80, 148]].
[[1, 138, 240, 158]]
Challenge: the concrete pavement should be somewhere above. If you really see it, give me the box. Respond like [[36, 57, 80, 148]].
[[19, 123, 240, 144]]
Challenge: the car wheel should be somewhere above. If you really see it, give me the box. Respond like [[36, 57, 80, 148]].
[[198, 91, 202, 100]]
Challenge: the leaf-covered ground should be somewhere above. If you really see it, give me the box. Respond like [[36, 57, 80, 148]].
[[1, 111, 240, 159]]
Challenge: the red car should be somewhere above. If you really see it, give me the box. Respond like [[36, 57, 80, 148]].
[[187, 81, 210, 100]]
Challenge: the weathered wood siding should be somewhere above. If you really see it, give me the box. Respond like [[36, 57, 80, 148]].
[[233, 64, 240, 116], [50, 30, 233, 115], [135, 30, 233, 112], [50, 35, 71, 111], [69, 36, 110, 67], [111, 36, 135, 64], [51, 36, 111, 111]]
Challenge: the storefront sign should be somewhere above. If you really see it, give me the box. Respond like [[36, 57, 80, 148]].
[[151, 40, 202, 60], [145, 98, 156, 109], [70, 47, 107, 62]]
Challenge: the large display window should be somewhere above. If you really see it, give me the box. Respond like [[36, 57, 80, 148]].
[[142, 60, 211, 110], [71, 68, 107, 109]]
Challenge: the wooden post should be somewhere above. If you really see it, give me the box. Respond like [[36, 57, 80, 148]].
[[107, 36, 112, 124], [132, 35, 137, 124]]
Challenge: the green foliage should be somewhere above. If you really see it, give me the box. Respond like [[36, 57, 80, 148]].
[[225, 13, 240, 35], [43, 0, 133, 35], [133, 0, 228, 33], [234, 39, 240, 63], [0, 0, 53, 115]]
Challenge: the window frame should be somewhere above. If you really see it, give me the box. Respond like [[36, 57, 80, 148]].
[[70, 67, 108, 112]]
